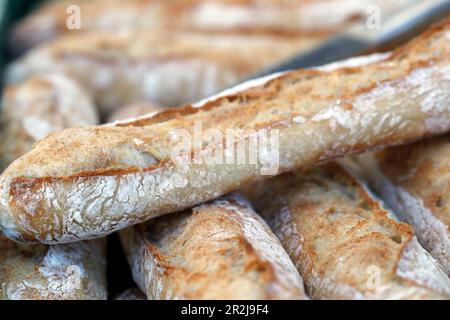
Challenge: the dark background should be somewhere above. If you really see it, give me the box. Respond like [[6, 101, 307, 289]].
[[0, 1, 42, 70]]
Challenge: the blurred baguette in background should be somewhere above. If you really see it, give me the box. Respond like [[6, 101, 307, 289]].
[[11, 0, 412, 53], [0, 73, 98, 171], [0, 19, 449, 243], [6, 29, 321, 114], [0, 72, 105, 300]]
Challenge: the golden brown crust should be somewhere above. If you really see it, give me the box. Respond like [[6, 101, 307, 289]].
[[355, 135, 450, 275], [0, 73, 104, 300], [119, 194, 307, 299], [0, 237, 106, 300], [377, 136, 450, 227], [244, 163, 450, 299], [11, 0, 408, 52], [0, 19, 449, 243]]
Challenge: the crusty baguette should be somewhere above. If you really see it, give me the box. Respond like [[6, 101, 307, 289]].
[[0, 20, 449, 243], [0, 73, 104, 300], [244, 163, 450, 299], [11, 0, 409, 52], [347, 136, 450, 275], [114, 288, 147, 300], [0, 73, 98, 172], [107, 102, 164, 123], [7, 29, 321, 114], [0, 237, 106, 300], [119, 194, 307, 299]]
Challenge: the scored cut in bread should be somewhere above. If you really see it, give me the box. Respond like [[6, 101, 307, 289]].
[[119, 193, 307, 299], [244, 163, 450, 299], [0, 19, 449, 243], [348, 135, 450, 276]]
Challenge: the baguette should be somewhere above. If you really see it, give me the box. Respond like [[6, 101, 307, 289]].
[[7, 29, 321, 114], [11, 0, 408, 52], [0, 237, 106, 300], [348, 136, 450, 275], [0, 73, 105, 300], [119, 194, 307, 299], [244, 163, 450, 299], [0, 73, 98, 172], [0, 20, 449, 243]]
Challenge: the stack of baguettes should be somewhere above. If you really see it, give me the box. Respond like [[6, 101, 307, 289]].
[[6, 0, 411, 113], [0, 0, 449, 300]]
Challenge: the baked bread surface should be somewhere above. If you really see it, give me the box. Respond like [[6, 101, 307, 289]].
[[0, 20, 449, 243], [7, 29, 321, 112], [11, 0, 409, 52], [351, 136, 450, 275], [120, 194, 307, 299], [245, 163, 450, 299]]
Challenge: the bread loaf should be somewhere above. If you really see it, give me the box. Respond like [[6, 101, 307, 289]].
[[0, 237, 106, 300], [0, 73, 98, 172], [0, 20, 448, 243], [107, 102, 164, 123], [347, 136, 450, 275], [120, 194, 307, 299], [7, 29, 321, 114], [244, 163, 450, 299], [0, 74, 104, 300], [11, 0, 409, 52]]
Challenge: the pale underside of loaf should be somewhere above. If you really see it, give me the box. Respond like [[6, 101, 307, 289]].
[[10, 0, 411, 52], [119, 194, 307, 299], [0, 237, 107, 300], [349, 136, 450, 275], [244, 163, 450, 299], [0, 20, 449, 243]]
